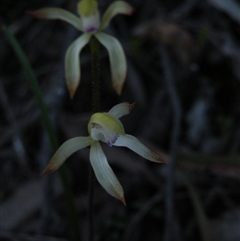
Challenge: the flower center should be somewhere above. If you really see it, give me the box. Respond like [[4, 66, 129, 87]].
[[88, 113, 125, 146], [77, 0, 100, 32]]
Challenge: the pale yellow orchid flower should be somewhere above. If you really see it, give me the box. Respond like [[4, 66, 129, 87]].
[[28, 0, 133, 98], [42, 102, 166, 204]]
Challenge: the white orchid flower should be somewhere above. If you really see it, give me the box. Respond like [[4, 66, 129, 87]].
[[42, 102, 166, 204], [28, 0, 133, 98]]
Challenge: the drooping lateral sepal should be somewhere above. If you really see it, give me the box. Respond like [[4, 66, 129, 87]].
[[65, 33, 92, 98], [113, 134, 166, 163], [41, 136, 93, 175], [90, 141, 125, 204], [95, 32, 127, 95]]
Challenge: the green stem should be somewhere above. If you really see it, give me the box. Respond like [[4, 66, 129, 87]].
[[2, 26, 81, 241], [88, 37, 100, 241]]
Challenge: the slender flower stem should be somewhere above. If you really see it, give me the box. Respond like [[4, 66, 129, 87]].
[[2, 26, 81, 241], [88, 37, 100, 241], [90, 37, 100, 113]]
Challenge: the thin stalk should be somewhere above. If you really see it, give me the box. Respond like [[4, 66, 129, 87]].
[[88, 37, 100, 241], [90, 37, 100, 113], [2, 26, 81, 241]]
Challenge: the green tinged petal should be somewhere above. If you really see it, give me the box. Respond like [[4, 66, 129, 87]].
[[42, 137, 93, 175], [90, 141, 125, 204], [113, 134, 166, 163], [99, 1, 133, 31], [94, 32, 127, 95], [28, 8, 83, 31], [108, 102, 135, 119], [88, 113, 124, 134], [65, 33, 92, 98]]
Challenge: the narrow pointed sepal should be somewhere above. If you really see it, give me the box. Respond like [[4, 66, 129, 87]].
[[65, 33, 92, 98], [113, 134, 166, 163], [90, 141, 125, 204], [99, 1, 134, 31], [108, 102, 135, 119], [41, 136, 93, 175], [95, 32, 127, 95], [27, 8, 83, 31]]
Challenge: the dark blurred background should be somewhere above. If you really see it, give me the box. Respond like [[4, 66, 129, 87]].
[[1, 0, 240, 241]]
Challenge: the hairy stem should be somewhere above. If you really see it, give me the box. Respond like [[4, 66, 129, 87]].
[[88, 37, 100, 241]]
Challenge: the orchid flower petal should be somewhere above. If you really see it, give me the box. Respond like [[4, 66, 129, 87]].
[[108, 102, 135, 119], [94, 32, 127, 95], [90, 141, 125, 204], [41, 136, 93, 175], [65, 33, 92, 98], [113, 134, 166, 163], [99, 1, 134, 31], [88, 113, 125, 146], [28, 8, 83, 31]]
